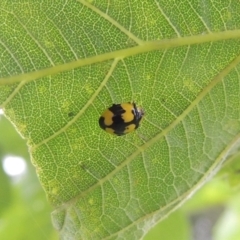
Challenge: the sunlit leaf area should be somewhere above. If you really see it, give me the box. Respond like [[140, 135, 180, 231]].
[[1, 1, 240, 239]]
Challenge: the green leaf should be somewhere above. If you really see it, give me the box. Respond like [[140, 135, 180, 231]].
[[1, 1, 240, 239]]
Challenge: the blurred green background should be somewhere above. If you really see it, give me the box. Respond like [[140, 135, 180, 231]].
[[1, 113, 240, 240]]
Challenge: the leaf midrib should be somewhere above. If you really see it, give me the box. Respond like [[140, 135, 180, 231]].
[[1, 30, 240, 89], [53, 51, 240, 213], [58, 131, 240, 239]]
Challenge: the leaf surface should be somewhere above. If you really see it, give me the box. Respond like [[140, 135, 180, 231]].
[[1, 1, 240, 239]]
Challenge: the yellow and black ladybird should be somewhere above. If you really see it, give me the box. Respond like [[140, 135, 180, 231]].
[[99, 102, 144, 136]]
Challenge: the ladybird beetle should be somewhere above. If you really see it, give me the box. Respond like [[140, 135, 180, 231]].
[[99, 102, 144, 136]]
